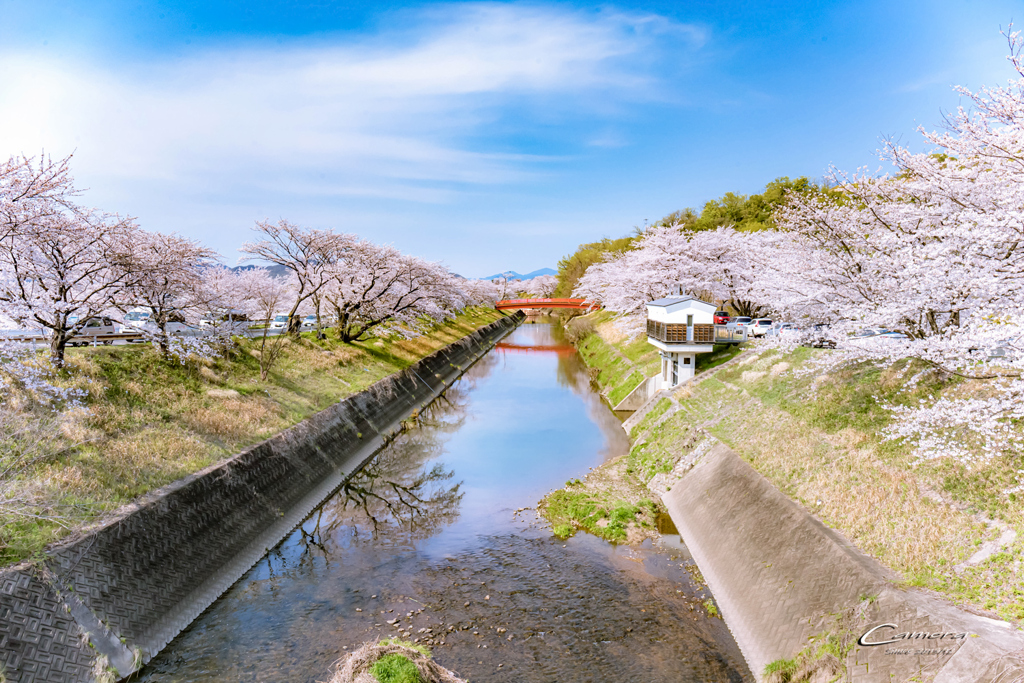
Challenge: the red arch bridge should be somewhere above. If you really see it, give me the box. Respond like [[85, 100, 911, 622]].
[[494, 298, 599, 311]]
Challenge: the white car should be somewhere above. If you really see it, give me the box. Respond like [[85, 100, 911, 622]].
[[750, 319, 774, 337], [269, 314, 290, 330], [124, 308, 152, 328], [768, 322, 799, 337]]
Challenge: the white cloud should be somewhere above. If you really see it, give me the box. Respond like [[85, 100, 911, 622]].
[[0, 4, 703, 206]]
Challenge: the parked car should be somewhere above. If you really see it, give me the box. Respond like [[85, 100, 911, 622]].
[[141, 315, 202, 338], [124, 308, 152, 328], [714, 310, 730, 324], [732, 316, 752, 328], [301, 315, 319, 329], [750, 319, 774, 337], [767, 322, 799, 337], [68, 317, 118, 346], [989, 337, 1021, 361], [201, 311, 253, 333], [269, 314, 290, 330], [852, 327, 896, 338], [125, 308, 200, 341], [852, 328, 910, 342]]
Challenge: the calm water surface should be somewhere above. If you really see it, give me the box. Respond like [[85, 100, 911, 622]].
[[137, 322, 751, 682]]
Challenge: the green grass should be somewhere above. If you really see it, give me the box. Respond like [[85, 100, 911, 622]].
[[370, 654, 422, 683], [378, 639, 431, 657], [763, 657, 798, 681], [761, 621, 853, 682], [626, 406, 703, 483], [610, 370, 645, 406], [629, 397, 672, 440], [544, 487, 656, 542], [695, 343, 744, 372], [0, 308, 506, 567], [577, 334, 633, 395]]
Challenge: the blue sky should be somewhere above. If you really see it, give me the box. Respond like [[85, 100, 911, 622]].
[[0, 0, 1019, 276]]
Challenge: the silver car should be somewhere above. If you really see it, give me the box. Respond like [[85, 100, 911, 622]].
[[69, 317, 118, 346]]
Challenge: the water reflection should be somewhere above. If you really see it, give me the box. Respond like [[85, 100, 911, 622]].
[[137, 323, 751, 683]]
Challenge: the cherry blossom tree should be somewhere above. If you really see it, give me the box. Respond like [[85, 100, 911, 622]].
[[0, 170, 141, 366], [521, 274, 558, 298], [234, 267, 292, 381], [125, 232, 219, 359], [460, 278, 504, 307], [758, 29, 1024, 463], [239, 220, 347, 336], [0, 154, 77, 243], [323, 240, 464, 342]]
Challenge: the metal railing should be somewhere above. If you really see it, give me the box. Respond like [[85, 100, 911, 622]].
[[646, 320, 716, 344], [714, 325, 748, 344]]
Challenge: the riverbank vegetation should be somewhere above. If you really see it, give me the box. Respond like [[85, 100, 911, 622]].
[[329, 639, 465, 683], [541, 474, 658, 542], [0, 307, 504, 567], [560, 312, 1024, 624], [538, 310, 745, 541]]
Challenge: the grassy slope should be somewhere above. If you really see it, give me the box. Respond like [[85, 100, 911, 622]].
[[573, 320, 1024, 625], [2, 308, 505, 566]]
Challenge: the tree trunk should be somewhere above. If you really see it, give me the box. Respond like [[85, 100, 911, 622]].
[[49, 329, 68, 368], [258, 329, 271, 381], [155, 314, 170, 359]]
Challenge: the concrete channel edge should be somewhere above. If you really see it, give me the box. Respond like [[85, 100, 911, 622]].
[[660, 440, 1024, 683], [0, 311, 524, 683]]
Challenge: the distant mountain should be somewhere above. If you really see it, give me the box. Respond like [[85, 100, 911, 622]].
[[481, 268, 557, 281], [231, 263, 291, 278]]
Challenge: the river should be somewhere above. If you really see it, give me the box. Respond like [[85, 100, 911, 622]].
[[136, 321, 752, 682]]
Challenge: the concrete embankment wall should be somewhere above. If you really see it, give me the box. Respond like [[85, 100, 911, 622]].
[[661, 442, 1024, 683], [0, 312, 523, 683]]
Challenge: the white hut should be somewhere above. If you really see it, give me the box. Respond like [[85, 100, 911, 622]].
[[646, 296, 717, 389]]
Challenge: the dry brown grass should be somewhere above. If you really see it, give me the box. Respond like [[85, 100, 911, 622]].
[[597, 320, 628, 344], [719, 395, 986, 578], [182, 398, 283, 441]]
